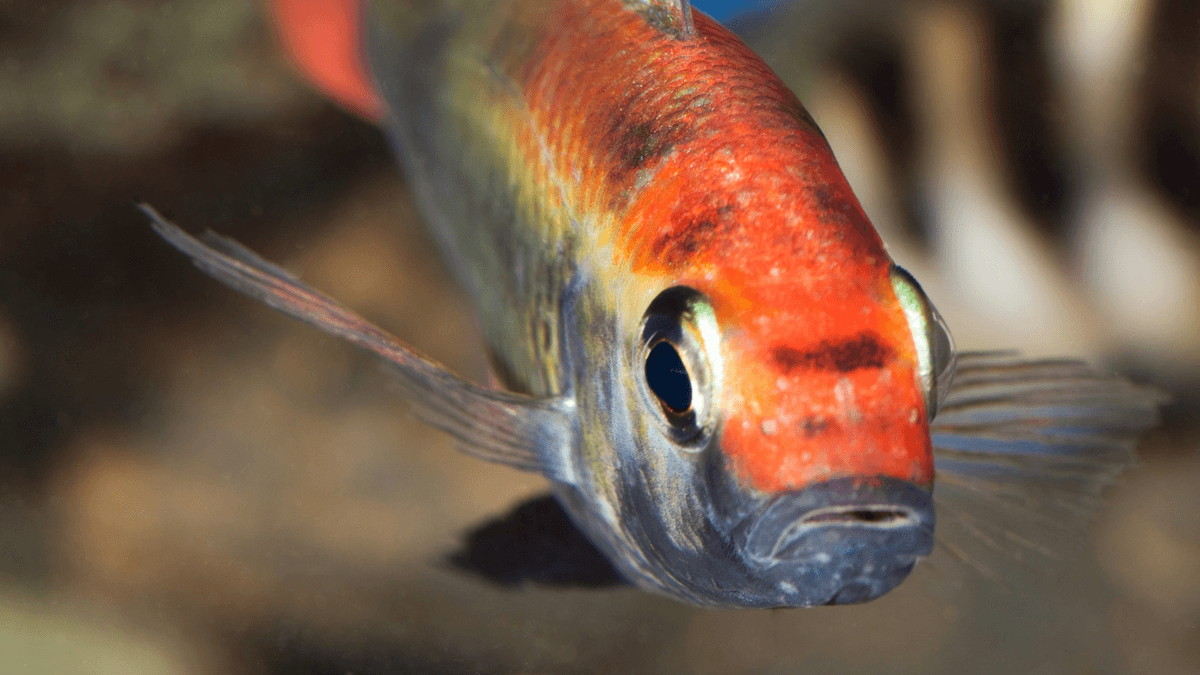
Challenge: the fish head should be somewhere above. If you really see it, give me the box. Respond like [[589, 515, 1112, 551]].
[[606, 167, 957, 607]]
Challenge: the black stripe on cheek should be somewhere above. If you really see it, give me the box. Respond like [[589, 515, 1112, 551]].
[[799, 416, 832, 437], [772, 333, 892, 373]]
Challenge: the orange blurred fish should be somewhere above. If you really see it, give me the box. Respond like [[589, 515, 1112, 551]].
[[143, 0, 1163, 607]]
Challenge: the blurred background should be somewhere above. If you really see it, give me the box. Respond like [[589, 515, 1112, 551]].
[[1, 0, 1197, 673]]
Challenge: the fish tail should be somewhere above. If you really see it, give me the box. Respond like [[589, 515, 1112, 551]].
[[268, 0, 385, 119]]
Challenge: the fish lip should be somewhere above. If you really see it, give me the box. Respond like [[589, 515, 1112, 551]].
[[737, 476, 935, 606]]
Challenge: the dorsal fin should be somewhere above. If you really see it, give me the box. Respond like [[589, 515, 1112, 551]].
[[269, 0, 385, 119], [627, 0, 696, 39]]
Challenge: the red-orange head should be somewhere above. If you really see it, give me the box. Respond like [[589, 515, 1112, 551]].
[[616, 13, 955, 501], [576, 8, 958, 607]]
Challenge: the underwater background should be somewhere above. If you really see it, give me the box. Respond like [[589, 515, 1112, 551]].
[[2, 0, 1198, 673]]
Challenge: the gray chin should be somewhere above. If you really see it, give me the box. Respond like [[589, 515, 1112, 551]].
[[738, 476, 935, 607]]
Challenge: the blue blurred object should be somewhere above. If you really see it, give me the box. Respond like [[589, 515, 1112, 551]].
[[691, 0, 774, 22]]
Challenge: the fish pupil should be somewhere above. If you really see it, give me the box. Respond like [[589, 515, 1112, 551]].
[[646, 341, 692, 413]]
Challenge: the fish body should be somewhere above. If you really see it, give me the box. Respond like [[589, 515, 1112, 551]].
[[146, 0, 1164, 608]]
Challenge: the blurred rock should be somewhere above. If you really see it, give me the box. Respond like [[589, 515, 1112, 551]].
[[0, 0, 312, 155]]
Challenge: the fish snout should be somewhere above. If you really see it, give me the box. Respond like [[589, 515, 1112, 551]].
[[740, 477, 935, 606]]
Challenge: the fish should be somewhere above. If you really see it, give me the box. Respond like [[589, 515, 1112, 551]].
[[142, 0, 1165, 608]]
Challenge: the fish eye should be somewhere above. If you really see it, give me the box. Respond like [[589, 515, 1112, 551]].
[[645, 341, 692, 413], [638, 286, 722, 446], [889, 266, 957, 420]]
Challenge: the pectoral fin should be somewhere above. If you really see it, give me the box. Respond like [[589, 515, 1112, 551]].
[[928, 351, 1166, 581], [143, 204, 576, 483]]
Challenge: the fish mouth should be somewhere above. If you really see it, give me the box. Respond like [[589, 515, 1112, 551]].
[[740, 476, 935, 606]]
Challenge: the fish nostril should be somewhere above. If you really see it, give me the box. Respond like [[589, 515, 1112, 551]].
[[797, 505, 916, 528]]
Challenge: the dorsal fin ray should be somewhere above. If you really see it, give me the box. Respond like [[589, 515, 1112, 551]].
[[628, 0, 696, 38]]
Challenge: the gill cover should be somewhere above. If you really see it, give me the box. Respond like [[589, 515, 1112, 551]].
[[891, 265, 957, 419]]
